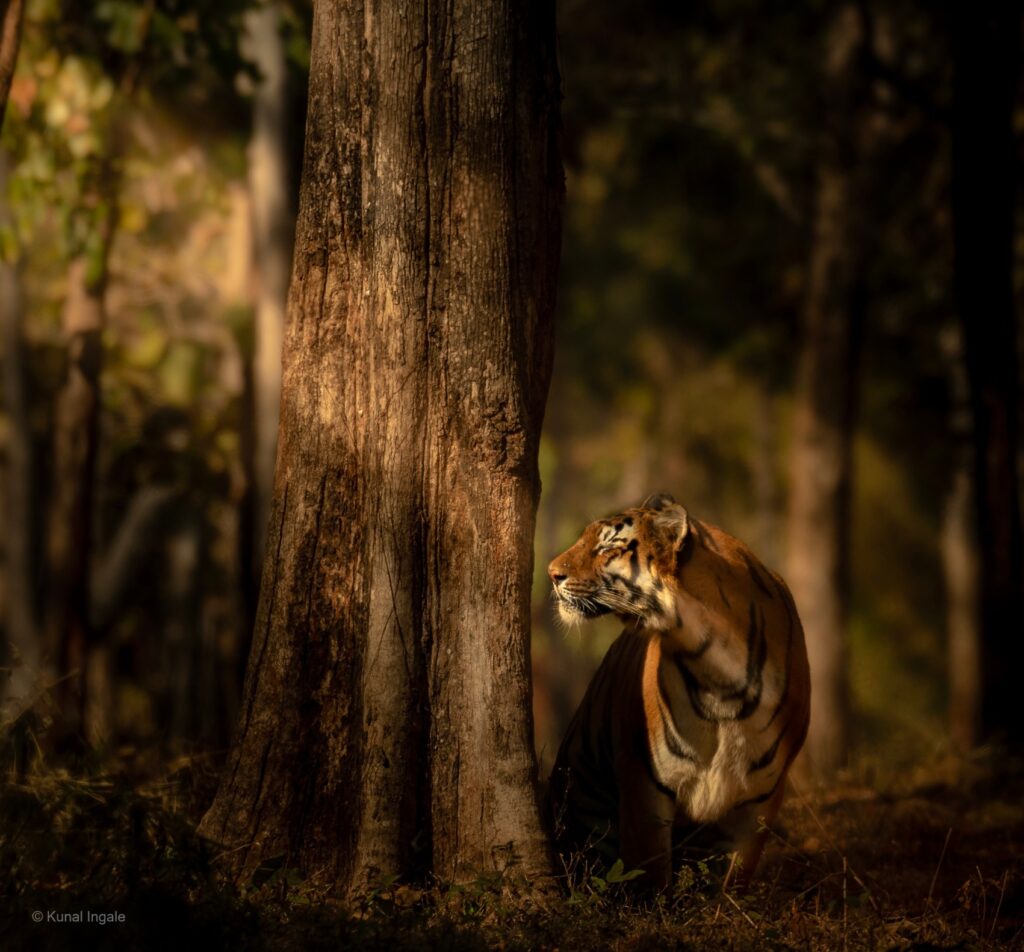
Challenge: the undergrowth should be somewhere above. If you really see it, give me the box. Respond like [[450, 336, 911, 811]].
[[0, 744, 1021, 951]]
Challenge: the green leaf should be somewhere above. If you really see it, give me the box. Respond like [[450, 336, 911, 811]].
[[605, 858, 645, 883]]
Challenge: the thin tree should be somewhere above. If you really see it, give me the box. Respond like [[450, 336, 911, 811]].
[[199, 0, 563, 892], [786, 4, 868, 778], [0, 0, 28, 727], [0, 0, 24, 124], [45, 167, 119, 745], [939, 326, 981, 750], [244, 2, 292, 565], [949, 2, 1023, 747], [0, 149, 38, 732]]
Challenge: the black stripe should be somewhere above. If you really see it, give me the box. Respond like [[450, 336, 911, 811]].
[[679, 664, 718, 721], [715, 575, 732, 609], [748, 722, 786, 774], [762, 588, 795, 731], [740, 550, 774, 599], [655, 665, 697, 762], [735, 770, 785, 810], [676, 531, 696, 567], [674, 627, 712, 660], [695, 521, 721, 553], [597, 720, 615, 771], [723, 603, 765, 707], [678, 602, 765, 721], [737, 603, 768, 719], [606, 572, 661, 615], [607, 571, 643, 596]]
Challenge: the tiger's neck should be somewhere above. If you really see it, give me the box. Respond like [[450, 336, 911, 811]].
[[659, 581, 772, 719]]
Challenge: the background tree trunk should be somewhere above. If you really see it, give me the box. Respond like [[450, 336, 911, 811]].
[[950, 2, 1023, 748], [0, 0, 24, 124], [754, 390, 780, 571], [0, 151, 38, 725], [199, 0, 562, 893], [940, 325, 981, 751], [786, 4, 866, 779], [243, 2, 292, 583], [46, 199, 118, 745]]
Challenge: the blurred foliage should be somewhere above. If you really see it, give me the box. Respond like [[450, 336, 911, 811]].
[[0, 0, 1013, 770], [532, 0, 981, 768], [0, 0, 310, 751]]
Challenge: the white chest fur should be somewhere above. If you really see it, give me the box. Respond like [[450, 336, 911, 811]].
[[643, 639, 779, 824]]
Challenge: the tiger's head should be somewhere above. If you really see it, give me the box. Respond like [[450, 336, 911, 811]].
[[547, 493, 690, 631]]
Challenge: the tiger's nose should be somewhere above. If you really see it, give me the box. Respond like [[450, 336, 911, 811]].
[[548, 560, 568, 585]]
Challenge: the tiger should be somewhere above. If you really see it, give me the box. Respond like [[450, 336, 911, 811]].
[[546, 493, 810, 892]]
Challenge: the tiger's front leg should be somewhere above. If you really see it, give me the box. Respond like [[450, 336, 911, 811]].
[[719, 779, 787, 892], [617, 750, 676, 891]]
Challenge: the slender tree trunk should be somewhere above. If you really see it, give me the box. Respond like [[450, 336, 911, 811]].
[[199, 0, 562, 892], [942, 462, 981, 749], [786, 4, 866, 779], [89, 485, 176, 632], [47, 256, 104, 741], [46, 198, 118, 745], [939, 326, 982, 750], [164, 517, 202, 741], [244, 3, 292, 572], [0, 0, 24, 125], [950, 2, 1023, 748], [0, 153, 38, 723]]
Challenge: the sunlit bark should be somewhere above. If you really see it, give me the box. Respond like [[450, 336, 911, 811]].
[[200, 0, 563, 892]]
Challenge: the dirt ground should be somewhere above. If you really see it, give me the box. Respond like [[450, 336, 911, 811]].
[[2, 746, 1021, 951]]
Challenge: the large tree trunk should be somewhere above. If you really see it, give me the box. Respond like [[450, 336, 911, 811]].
[[0, 0, 24, 124], [785, 5, 866, 779], [199, 0, 563, 893], [950, 3, 1023, 748]]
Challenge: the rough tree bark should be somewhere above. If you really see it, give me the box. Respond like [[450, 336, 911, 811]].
[[0, 0, 24, 124], [786, 4, 867, 779], [950, 2, 1023, 748], [199, 0, 563, 892]]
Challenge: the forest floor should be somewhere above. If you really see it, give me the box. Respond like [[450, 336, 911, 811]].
[[1, 744, 1021, 951]]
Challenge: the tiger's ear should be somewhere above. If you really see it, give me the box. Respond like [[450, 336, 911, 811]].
[[648, 499, 690, 554], [641, 491, 677, 511]]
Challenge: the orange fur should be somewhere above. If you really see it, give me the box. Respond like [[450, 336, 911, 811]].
[[547, 494, 810, 891]]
